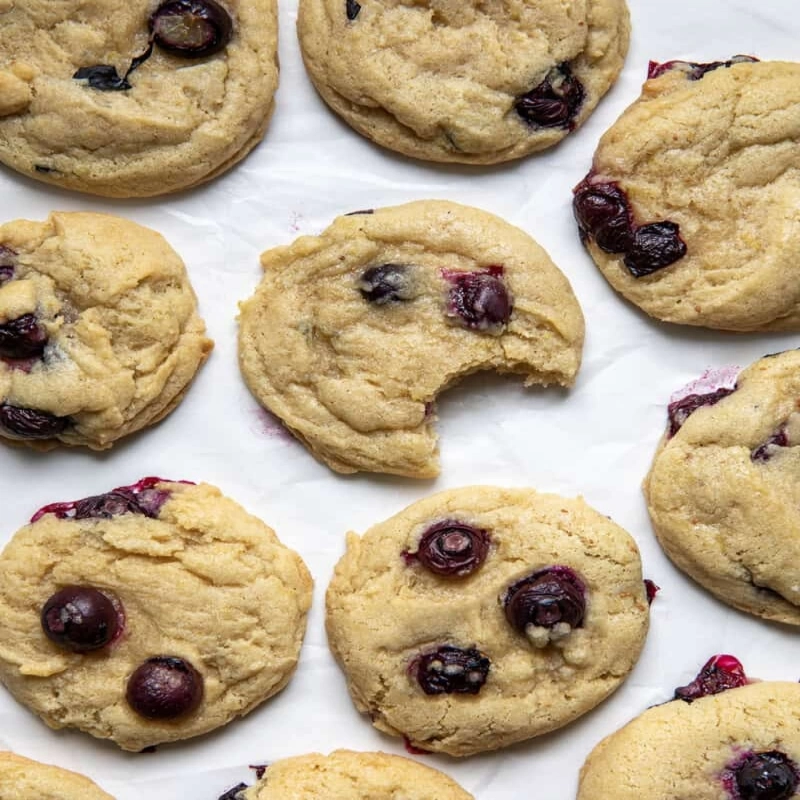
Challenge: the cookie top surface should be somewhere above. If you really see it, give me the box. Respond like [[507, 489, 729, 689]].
[[238, 201, 585, 478], [578, 681, 800, 800], [0, 479, 312, 751], [0, 0, 277, 197], [297, 0, 629, 164], [234, 750, 473, 799], [0, 212, 212, 450], [325, 486, 649, 756], [0, 752, 114, 800], [573, 59, 800, 331], [644, 350, 800, 625]]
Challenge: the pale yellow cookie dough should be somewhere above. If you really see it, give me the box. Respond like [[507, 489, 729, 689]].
[[326, 486, 649, 756], [297, 0, 630, 163], [0, 752, 115, 800], [0, 480, 313, 751], [0, 0, 277, 196], [645, 350, 800, 625], [237, 750, 474, 799], [238, 201, 585, 478], [578, 682, 800, 799], [0, 212, 212, 450], [578, 60, 800, 331]]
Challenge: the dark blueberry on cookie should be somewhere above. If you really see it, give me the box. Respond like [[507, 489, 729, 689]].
[[358, 263, 414, 304], [0, 246, 16, 283], [623, 221, 687, 277], [572, 180, 634, 253], [445, 268, 511, 330], [413, 520, 489, 577], [667, 386, 736, 437], [515, 63, 585, 129], [345, 0, 361, 20], [72, 491, 144, 520], [0, 314, 48, 359], [73, 64, 132, 91], [0, 404, 68, 438], [126, 656, 204, 719], [751, 426, 789, 462], [410, 645, 490, 695], [504, 566, 586, 640], [647, 54, 759, 81], [731, 751, 799, 800], [150, 0, 233, 58], [674, 654, 748, 702], [41, 586, 122, 652]]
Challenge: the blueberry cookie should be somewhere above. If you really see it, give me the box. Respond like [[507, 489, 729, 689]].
[[573, 58, 800, 331], [644, 350, 800, 625], [578, 678, 800, 799], [297, 0, 630, 164], [325, 486, 649, 756], [0, 478, 312, 751], [0, 0, 277, 196], [218, 750, 474, 799], [0, 752, 114, 799], [238, 201, 585, 478], [0, 212, 212, 449]]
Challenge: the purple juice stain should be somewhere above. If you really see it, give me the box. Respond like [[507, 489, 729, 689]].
[[644, 579, 660, 604], [673, 654, 748, 702], [666, 386, 736, 437]]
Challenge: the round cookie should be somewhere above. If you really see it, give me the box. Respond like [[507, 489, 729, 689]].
[[297, 0, 630, 164], [578, 681, 800, 799], [644, 350, 800, 625], [220, 750, 474, 799], [0, 0, 277, 196], [0, 752, 114, 800], [238, 201, 585, 478], [325, 486, 650, 757], [0, 212, 212, 449], [0, 478, 312, 751], [573, 58, 800, 331]]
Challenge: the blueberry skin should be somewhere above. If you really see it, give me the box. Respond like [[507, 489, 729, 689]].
[[126, 656, 204, 719]]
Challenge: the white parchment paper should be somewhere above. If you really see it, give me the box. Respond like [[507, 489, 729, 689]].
[[1, 1, 799, 797]]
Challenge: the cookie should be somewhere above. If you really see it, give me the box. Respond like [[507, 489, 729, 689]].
[[218, 750, 474, 799], [577, 679, 800, 799], [573, 58, 800, 331], [0, 212, 212, 450], [297, 0, 630, 164], [0, 0, 277, 196], [238, 201, 584, 478], [0, 478, 312, 751], [0, 752, 114, 800], [644, 350, 800, 625], [325, 486, 649, 756]]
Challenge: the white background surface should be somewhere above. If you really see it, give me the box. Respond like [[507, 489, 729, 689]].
[[1, 0, 799, 797]]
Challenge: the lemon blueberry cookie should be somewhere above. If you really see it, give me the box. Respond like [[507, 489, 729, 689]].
[[0, 212, 212, 449], [238, 201, 585, 478], [578, 658, 800, 800], [217, 750, 474, 799], [0, 0, 278, 196], [297, 0, 630, 164], [573, 58, 800, 331], [325, 486, 650, 756], [0, 478, 312, 751], [645, 350, 800, 625], [0, 752, 115, 800]]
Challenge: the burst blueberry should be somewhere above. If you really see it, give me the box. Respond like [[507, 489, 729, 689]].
[[673, 654, 747, 702], [572, 180, 633, 253], [0, 314, 48, 359], [410, 645, 490, 695], [624, 221, 687, 277], [413, 521, 489, 577], [666, 387, 736, 437], [445, 268, 511, 330], [504, 566, 585, 634], [0, 404, 68, 438], [150, 0, 233, 58], [731, 751, 799, 800], [515, 63, 585, 129]]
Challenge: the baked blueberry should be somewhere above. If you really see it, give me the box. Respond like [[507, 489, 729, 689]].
[[648, 54, 759, 81], [445, 268, 511, 330], [751, 426, 789, 462], [666, 386, 736, 436], [150, 0, 233, 58], [514, 63, 585, 129], [345, 0, 361, 20], [0, 245, 15, 284], [731, 751, 799, 800], [359, 263, 413, 304], [624, 221, 687, 277], [41, 586, 122, 653], [126, 656, 204, 719], [410, 645, 490, 695], [412, 521, 489, 577], [573, 180, 634, 253], [0, 314, 47, 359], [673, 654, 748, 702], [0, 404, 68, 438]]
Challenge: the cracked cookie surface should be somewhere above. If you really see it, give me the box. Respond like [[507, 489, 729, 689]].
[[232, 750, 473, 799], [325, 486, 649, 756], [237, 201, 585, 478], [0, 212, 212, 450], [0, 0, 277, 197], [297, 0, 630, 163], [645, 350, 800, 625], [0, 480, 313, 751], [576, 60, 800, 331], [578, 682, 800, 799], [0, 752, 114, 800]]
